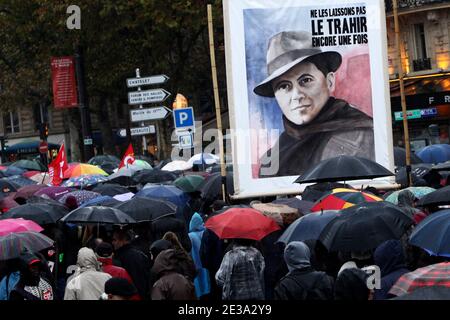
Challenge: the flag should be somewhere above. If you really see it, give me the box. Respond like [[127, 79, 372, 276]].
[[48, 143, 68, 186], [119, 143, 135, 169]]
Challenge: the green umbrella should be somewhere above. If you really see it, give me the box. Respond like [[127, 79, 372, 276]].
[[173, 175, 205, 193], [385, 187, 436, 205]]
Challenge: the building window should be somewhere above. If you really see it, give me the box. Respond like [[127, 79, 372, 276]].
[[3, 111, 20, 134], [412, 23, 431, 71]]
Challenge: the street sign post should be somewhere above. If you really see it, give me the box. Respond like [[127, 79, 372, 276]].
[[128, 89, 171, 105], [126, 75, 169, 88], [130, 107, 171, 122], [173, 107, 195, 133], [118, 125, 156, 137]]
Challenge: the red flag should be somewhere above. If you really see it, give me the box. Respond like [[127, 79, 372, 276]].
[[119, 144, 135, 169], [48, 143, 68, 186]]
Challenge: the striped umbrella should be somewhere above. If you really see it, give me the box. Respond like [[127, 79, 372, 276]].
[[63, 163, 108, 178], [311, 188, 382, 212], [0, 231, 54, 260]]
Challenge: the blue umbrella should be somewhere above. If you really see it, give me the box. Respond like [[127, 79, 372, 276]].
[[135, 184, 190, 218], [409, 209, 450, 258], [3, 166, 26, 177], [2, 175, 37, 187], [417, 144, 450, 164], [277, 210, 340, 244]]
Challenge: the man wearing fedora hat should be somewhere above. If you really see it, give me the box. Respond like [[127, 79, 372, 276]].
[[255, 31, 374, 177]]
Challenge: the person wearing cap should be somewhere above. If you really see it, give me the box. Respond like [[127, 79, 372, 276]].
[[254, 31, 374, 177], [95, 242, 134, 284], [274, 241, 333, 300], [8, 252, 54, 300], [102, 277, 139, 301]]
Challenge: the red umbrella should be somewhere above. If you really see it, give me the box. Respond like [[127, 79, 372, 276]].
[[0, 218, 43, 236], [204, 207, 281, 241], [389, 262, 450, 297]]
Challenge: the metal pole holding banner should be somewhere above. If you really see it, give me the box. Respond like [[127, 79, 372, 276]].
[[207, 4, 227, 202], [135, 68, 148, 155], [393, 0, 412, 187]]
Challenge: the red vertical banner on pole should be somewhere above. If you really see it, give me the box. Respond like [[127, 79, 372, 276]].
[[51, 57, 78, 109]]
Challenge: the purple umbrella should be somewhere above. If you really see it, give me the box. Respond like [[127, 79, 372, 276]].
[[33, 186, 75, 200], [58, 190, 101, 207]]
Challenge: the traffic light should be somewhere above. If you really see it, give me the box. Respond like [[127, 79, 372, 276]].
[[39, 123, 49, 140]]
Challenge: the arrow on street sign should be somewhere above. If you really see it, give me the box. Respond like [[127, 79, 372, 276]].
[[126, 75, 169, 88], [128, 89, 171, 105], [118, 125, 156, 137], [130, 106, 172, 122]]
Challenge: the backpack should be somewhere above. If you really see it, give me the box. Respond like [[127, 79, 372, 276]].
[[275, 271, 330, 300]]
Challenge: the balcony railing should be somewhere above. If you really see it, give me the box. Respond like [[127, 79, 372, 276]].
[[386, 0, 450, 12], [412, 57, 432, 71]]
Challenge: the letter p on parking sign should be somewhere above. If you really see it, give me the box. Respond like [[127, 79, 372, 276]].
[[174, 107, 194, 129]]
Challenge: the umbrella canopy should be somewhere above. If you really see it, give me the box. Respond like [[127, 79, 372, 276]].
[[115, 197, 177, 222], [188, 153, 219, 166], [301, 182, 353, 202], [311, 188, 382, 212], [58, 190, 101, 207], [0, 231, 54, 260], [2, 166, 26, 177], [0, 218, 43, 236], [394, 147, 423, 167], [2, 175, 36, 187], [294, 155, 394, 184], [319, 201, 414, 252], [88, 155, 120, 167], [136, 185, 189, 213], [173, 175, 205, 193], [395, 164, 442, 187], [60, 206, 136, 225], [0, 203, 69, 225], [10, 159, 46, 172], [389, 262, 450, 297], [417, 144, 450, 164], [199, 172, 234, 201], [432, 160, 450, 171], [417, 186, 450, 207], [0, 196, 19, 213], [162, 160, 193, 172], [107, 167, 140, 186], [130, 160, 152, 170], [62, 174, 109, 188], [13, 184, 48, 201], [25, 171, 51, 185], [409, 210, 450, 257], [78, 195, 121, 208], [63, 163, 108, 178], [272, 197, 314, 215], [277, 210, 341, 244], [132, 169, 178, 184], [92, 184, 131, 197], [392, 286, 450, 300], [33, 186, 74, 200], [205, 207, 281, 241], [385, 187, 436, 205]]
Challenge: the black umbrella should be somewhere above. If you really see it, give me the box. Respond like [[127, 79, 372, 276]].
[[0, 203, 69, 225], [395, 164, 442, 188], [319, 201, 414, 252], [394, 147, 423, 167], [60, 206, 136, 225], [272, 197, 314, 215], [114, 196, 177, 222], [432, 161, 450, 171], [301, 182, 353, 202], [132, 169, 178, 184], [92, 183, 131, 197], [0, 179, 19, 197], [26, 195, 68, 207], [88, 155, 120, 166], [417, 186, 450, 206], [199, 172, 234, 201], [295, 155, 394, 184], [107, 168, 140, 186]]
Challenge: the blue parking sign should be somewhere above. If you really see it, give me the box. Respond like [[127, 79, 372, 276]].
[[173, 107, 194, 128]]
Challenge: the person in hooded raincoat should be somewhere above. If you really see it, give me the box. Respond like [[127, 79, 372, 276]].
[[397, 189, 427, 224], [188, 213, 210, 298]]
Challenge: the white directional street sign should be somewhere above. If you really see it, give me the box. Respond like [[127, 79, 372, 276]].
[[128, 89, 171, 105], [126, 75, 169, 88], [118, 125, 156, 137], [130, 106, 171, 122]]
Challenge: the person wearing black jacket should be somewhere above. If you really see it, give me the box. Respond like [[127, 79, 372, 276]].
[[274, 241, 334, 300], [112, 229, 150, 300]]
